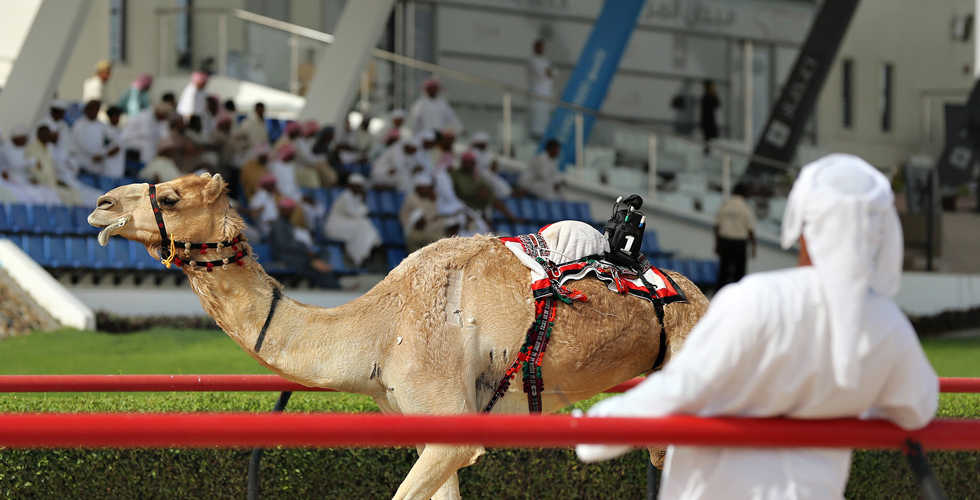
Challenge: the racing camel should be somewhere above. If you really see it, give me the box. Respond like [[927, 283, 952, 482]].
[[88, 173, 710, 500]]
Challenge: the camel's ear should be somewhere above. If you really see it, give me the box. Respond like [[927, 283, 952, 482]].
[[204, 173, 226, 203]]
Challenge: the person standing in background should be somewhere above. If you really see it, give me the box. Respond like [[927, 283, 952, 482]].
[[177, 71, 210, 120], [240, 102, 270, 149], [82, 60, 112, 104], [715, 183, 757, 288], [700, 79, 720, 154], [527, 39, 555, 140], [410, 78, 463, 135], [117, 73, 153, 116]]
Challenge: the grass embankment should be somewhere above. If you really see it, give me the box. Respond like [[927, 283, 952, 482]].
[[0, 329, 977, 499]]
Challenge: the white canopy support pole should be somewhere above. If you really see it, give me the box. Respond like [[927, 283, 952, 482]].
[[722, 154, 732, 200], [744, 39, 754, 151], [502, 92, 512, 157], [575, 112, 585, 175], [0, 0, 95, 133], [648, 134, 658, 204], [300, 0, 395, 125]]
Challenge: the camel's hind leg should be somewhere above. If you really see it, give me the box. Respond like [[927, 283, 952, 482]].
[[393, 444, 484, 500]]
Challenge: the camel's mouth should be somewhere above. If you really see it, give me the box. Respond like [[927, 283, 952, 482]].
[[92, 215, 131, 246]]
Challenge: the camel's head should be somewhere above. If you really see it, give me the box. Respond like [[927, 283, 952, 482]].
[[88, 173, 233, 258]]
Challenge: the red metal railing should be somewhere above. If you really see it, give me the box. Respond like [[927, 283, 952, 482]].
[[0, 412, 976, 449], [0, 375, 976, 393]]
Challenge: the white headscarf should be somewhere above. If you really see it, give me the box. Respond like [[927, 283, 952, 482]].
[[780, 153, 903, 389]]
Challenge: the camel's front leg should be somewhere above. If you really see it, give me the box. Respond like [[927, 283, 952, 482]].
[[392, 444, 484, 500]]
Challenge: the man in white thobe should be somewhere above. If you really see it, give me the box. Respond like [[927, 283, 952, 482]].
[[527, 39, 555, 139], [518, 138, 563, 200], [371, 138, 420, 192], [268, 142, 302, 201], [324, 173, 382, 267], [576, 154, 939, 500], [0, 126, 62, 205], [176, 71, 210, 120], [71, 101, 121, 176], [470, 131, 512, 199], [410, 79, 463, 135], [102, 106, 126, 178], [121, 102, 172, 163], [82, 60, 112, 104]]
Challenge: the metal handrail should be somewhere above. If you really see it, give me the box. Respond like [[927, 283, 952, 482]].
[[154, 6, 796, 173]]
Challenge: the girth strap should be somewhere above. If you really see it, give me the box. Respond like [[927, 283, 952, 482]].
[[254, 287, 283, 353]]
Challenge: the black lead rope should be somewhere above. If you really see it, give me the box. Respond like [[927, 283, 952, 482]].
[[253, 287, 283, 353], [148, 184, 171, 260]]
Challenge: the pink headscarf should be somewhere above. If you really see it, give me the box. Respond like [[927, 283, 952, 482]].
[[191, 71, 209, 86], [133, 73, 153, 91], [284, 121, 302, 136], [423, 78, 440, 91], [250, 144, 270, 159], [216, 112, 234, 126], [461, 151, 477, 163], [259, 173, 277, 187], [303, 120, 319, 135], [277, 197, 298, 211], [383, 128, 401, 144], [276, 143, 297, 161]]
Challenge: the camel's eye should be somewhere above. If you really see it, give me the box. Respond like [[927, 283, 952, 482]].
[[160, 196, 179, 207]]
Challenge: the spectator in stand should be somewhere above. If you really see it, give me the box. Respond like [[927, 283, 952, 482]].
[[379, 109, 411, 143], [527, 39, 556, 140], [161, 92, 177, 110], [371, 137, 419, 192], [271, 197, 339, 289], [451, 151, 518, 224], [248, 173, 281, 237], [400, 173, 446, 252], [82, 60, 112, 104], [137, 139, 183, 184], [117, 73, 153, 116], [415, 130, 437, 174], [240, 144, 271, 201], [700, 79, 721, 155], [294, 120, 338, 189], [71, 100, 121, 176], [324, 173, 382, 268], [210, 113, 250, 180], [184, 115, 220, 170], [470, 132, 512, 198], [0, 125, 62, 205], [336, 117, 371, 167], [268, 142, 302, 201], [165, 115, 202, 173], [25, 124, 83, 206], [201, 95, 221, 138], [43, 100, 71, 149], [121, 102, 172, 164], [43, 116, 102, 206], [518, 138, 564, 200], [433, 129, 457, 173], [410, 78, 462, 134], [715, 183, 757, 288], [223, 99, 237, 115], [102, 106, 126, 178], [240, 102, 270, 149], [176, 71, 210, 120]]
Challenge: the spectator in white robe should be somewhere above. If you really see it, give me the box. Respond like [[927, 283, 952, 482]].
[[82, 60, 112, 104], [176, 71, 210, 120], [71, 100, 121, 176], [0, 126, 62, 205], [43, 120, 103, 206], [518, 138, 564, 200], [121, 102, 172, 163], [526, 39, 555, 139], [137, 139, 183, 184], [240, 102, 270, 149], [25, 124, 84, 206], [371, 138, 420, 192], [324, 173, 382, 267], [44, 101, 72, 153], [336, 116, 372, 166], [470, 131, 512, 199], [410, 78, 463, 135], [102, 106, 126, 178], [293, 120, 338, 188], [378, 109, 411, 142], [415, 130, 437, 174], [576, 154, 939, 500], [268, 142, 302, 201], [248, 173, 281, 238], [201, 95, 221, 138]]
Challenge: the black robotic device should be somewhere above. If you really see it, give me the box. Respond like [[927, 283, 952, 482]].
[[603, 194, 646, 270]]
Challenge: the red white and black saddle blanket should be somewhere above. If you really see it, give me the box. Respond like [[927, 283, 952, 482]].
[[499, 221, 686, 306]]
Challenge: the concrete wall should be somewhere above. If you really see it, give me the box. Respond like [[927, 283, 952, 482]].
[[814, 0, 976, 167]]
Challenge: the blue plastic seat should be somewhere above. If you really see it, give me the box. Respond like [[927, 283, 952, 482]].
[[702, 260, 719, 285], [250, 243, 272, 264], [386, 247, 408, 272], [567, 202, 591, 222], [532, 199, 556, 223], [382, 218, 405, 246], [131, 240, 164, 270], [365, 191, 384, 214], [97, 176, 116, 193], [22, 235, 48, 266], [325, 244, 351, 273], [379, 191, 401, 215], [495, 222, 515, 236], [78, 173, 98, 189], [0, 205, 9, 232], [68, 236, 93, 269], [89, 236, 112, 269], [109, 238, 136, 269], [73, 207, 100, 234], [46, 236, 74, 268], [9, 204, 32, 233], [31, 206, 57, 233], [640, 230, 660, 255], [370, 217, 386, 240], [51, 206, 75, 234]]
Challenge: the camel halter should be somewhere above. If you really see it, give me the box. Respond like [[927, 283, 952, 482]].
[[148, 183, 249, 272]]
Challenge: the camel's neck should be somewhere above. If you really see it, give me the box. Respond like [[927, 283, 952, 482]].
[[182, 245, 374, 394]]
